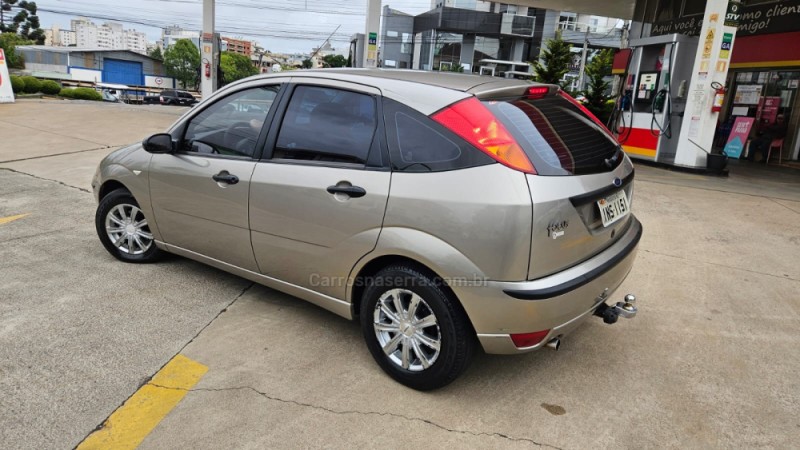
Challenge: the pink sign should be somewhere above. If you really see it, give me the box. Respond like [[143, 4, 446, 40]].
[[760, 97, 781, 125], [723, 117, 755, 159]]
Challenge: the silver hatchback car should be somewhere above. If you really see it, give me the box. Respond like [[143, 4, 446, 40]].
[[93, 69, 641, 390]]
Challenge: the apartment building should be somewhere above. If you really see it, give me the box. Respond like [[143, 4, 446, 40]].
[[161, 26, 201, 51], [221, 37, 253, 56], [44, 25, 77, 47], [69, 18, 148, 54]]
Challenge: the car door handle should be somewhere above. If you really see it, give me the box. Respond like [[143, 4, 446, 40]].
[[326, 185, 367, 198], [212, 171, 239, 185]]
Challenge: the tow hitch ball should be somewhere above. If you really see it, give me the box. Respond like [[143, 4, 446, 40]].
[[594, 294, 637, 325]]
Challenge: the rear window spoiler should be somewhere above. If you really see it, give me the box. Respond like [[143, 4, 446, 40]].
[[471, 83, 558, 100]]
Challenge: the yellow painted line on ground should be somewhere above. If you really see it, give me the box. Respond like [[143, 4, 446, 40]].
[[77, 355, 208, 450], [0, 213, 29, 226]]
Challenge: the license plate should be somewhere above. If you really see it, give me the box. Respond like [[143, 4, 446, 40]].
[[597, 190, 630, 227]]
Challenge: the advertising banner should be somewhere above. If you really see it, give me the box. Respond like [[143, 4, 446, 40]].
[[734, 84, 763, 104], [367, 32, 377, 66], [760, 96, 782, 124], [723, 117, 755, 158], [652, 0, 800, 37], [0, 49, 15, 104]]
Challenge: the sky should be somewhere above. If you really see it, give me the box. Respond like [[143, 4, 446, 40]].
[[30, 0, 436, 54]]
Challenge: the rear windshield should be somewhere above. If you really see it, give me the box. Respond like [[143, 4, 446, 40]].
[[483, 96, 621, 176]]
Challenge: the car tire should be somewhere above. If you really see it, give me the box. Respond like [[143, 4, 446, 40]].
[[360, 264, 475, 390], [95, 188, 162, 263]]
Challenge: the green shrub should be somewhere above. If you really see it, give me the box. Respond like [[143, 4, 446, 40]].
[[10, 75, 25, 93], [21, 76, 42, 94], [59, 87, 103, 101], [40, 80, 62, 95]]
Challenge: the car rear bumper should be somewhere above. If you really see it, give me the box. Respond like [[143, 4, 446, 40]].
[[451, 216, 642, 354]]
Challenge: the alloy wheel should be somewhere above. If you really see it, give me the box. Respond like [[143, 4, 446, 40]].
[[104, 204, 153, 255], [373, 288, 442, 372]]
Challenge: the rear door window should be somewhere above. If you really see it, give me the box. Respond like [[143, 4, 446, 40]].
[[483, 95, 621, 175], [274, 86, 377, 164]]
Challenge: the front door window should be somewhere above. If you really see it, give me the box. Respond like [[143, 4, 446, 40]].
[[182, 86, 280, 158]]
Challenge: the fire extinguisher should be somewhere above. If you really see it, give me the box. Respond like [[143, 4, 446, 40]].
[[711, 81, 726, 113], [203, 59, 211, 79]]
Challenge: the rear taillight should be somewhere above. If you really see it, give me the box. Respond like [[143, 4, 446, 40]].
[[558, 90, 615, 138], [432, 97, 536, 174], [510, 330, 550, 348]]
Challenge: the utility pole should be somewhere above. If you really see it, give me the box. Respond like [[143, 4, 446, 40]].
[[201, 0, 218, 98], [577, 27, 590, 93]]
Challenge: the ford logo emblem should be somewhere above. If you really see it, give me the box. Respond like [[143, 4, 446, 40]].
[[613, 177, 622, 187]]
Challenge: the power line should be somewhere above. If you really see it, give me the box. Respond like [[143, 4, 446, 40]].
[[34, 6, 358, 42]]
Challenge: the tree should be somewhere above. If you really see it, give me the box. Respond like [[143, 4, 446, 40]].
[[219, 51, 258, 86], [0, 0, 18, 33], [163, 39, 200, 89], [322, 54, 347, 68], [301, 58, 313, 69], [0, 31, 31, 68], [1, 1, 43, 44], [581, 48, 615, 124], [531, 31, 572, 88], [148, 46, 163, 61]]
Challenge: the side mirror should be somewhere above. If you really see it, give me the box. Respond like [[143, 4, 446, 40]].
[[143, 133, 174, 154]]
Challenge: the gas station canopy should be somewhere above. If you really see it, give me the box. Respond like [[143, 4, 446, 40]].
[[513, 0, 637, 20]]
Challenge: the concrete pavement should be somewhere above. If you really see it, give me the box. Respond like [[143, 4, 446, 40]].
[[1, 99, 799, 449], [0, 99, 187, 191]]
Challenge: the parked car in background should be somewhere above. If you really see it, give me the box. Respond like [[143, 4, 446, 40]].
[[143, 89, 197, 106], [92, 70, 640, 390], [95, 83, 130, 103]]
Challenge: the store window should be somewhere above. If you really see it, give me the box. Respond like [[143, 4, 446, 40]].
[[474, 36, 500, 60], [433, 32, 462, 71], [721, 70, 800, 161]]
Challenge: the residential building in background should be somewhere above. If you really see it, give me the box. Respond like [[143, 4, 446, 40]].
[[311, 41, 336, 59], [44, 25, 76, 47], [221, 37, 252, 56], [161, 26, 201, 51], [67, 18, 148, 54]]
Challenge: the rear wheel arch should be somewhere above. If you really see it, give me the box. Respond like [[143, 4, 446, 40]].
[[350, 255, 476, 335]]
